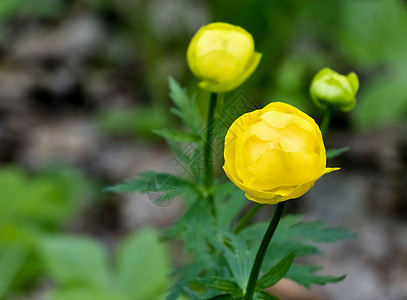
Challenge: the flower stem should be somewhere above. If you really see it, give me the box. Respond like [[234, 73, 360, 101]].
[[204, 92, 217, 212], [243, 202, 286, 300], [320, 105, 333, 135], [234, 203, 264, 234]]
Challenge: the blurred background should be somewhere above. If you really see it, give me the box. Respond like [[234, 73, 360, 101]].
[[0, 0, 407, 299]]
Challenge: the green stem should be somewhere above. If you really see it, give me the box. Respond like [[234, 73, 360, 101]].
[[204, 92, 217, 211], [234, 203, 264, 234], [320, 105, 333, 135], [244, 202, 286, 300]]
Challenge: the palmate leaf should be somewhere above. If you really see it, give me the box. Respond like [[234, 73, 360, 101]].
[[286, 263, 346, 289], [168, 77, 202, 133], [239, 215, 353, 289]]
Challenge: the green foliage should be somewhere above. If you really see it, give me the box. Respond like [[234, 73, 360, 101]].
[[106, 171, 194, 205], [39, 236, 110, 289], [0, 0, 65, 20], [326, 147, 349, 159], [0, 166, 93, 298], [116, 228, 170, 300], [97, 107, 168, 138], [241, 214, 353, 289], [353, 76, 407, 129], [256, 252, 295, 290], [107, 79, 355, 300], [39, 228, 170, 300], [286, 264, 346, 289], [168, 77, 203, 134]]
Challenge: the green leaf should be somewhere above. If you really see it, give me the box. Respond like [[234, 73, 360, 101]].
[[288, 220, 356, 243], [326, 147, 349, 159], [0, 0, 24, 19], [214, 182, 247, 230], [240, 215, 353, 290], [194, 277, 241, 294], [256, 252, 296, 290], [50, 287, 125, 300], [166, 262, 206, 300], [38, 235, 110, 289], [207, 294, 235, 300], [353, 76, 407, 129], [168, 77, 202, 133], [220, 235, 256, 292], [0, 244, 28, 298], [116, 228, 170, 300], [286, 263, 346, 289], [97, 107, 168, 137], [105, 172, 191, 202], [255, 291, 280, 300], [154, 128, 201, 143]]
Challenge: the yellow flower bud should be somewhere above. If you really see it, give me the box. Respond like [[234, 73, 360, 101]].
[[310, 68, 359, 112], [187, 22, 262, 93], [223, 102, 339, 204]]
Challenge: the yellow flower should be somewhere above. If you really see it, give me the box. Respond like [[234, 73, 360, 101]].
[[310, 68, 359, 112], [223, 102, 339, 204], [187, 22, 262, 93]]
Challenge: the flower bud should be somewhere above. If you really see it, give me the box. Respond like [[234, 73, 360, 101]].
[[187, 22, 262, 93], [310, 68, 359, 112], [223, 102, 339, 204]]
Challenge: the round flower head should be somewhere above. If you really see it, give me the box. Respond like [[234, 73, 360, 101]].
[[187, 22, 262, 93], [310, 68, 359, 112], [223, 102, 339, 204]]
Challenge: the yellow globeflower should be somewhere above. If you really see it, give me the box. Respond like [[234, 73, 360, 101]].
[[310, 68, 359, 112], [223, 102, 339, 204], [187, 22, 262, 93]]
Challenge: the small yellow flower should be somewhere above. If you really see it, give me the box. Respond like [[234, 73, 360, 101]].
[[310, 68, 359, 112], [223, 102, 339, 204], [187, 22, 262, 93]]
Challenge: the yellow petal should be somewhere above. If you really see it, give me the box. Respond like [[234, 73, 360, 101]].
[[244, 149, 320, 190]]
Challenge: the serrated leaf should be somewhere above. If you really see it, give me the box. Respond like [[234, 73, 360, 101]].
[[256, 252, 296, 290], [168, 77, 202, 133], [116, 228, 170, 300], [286, 263, 346, 289], [326, 147, 349, 159], [38, 235, 110, 289]]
